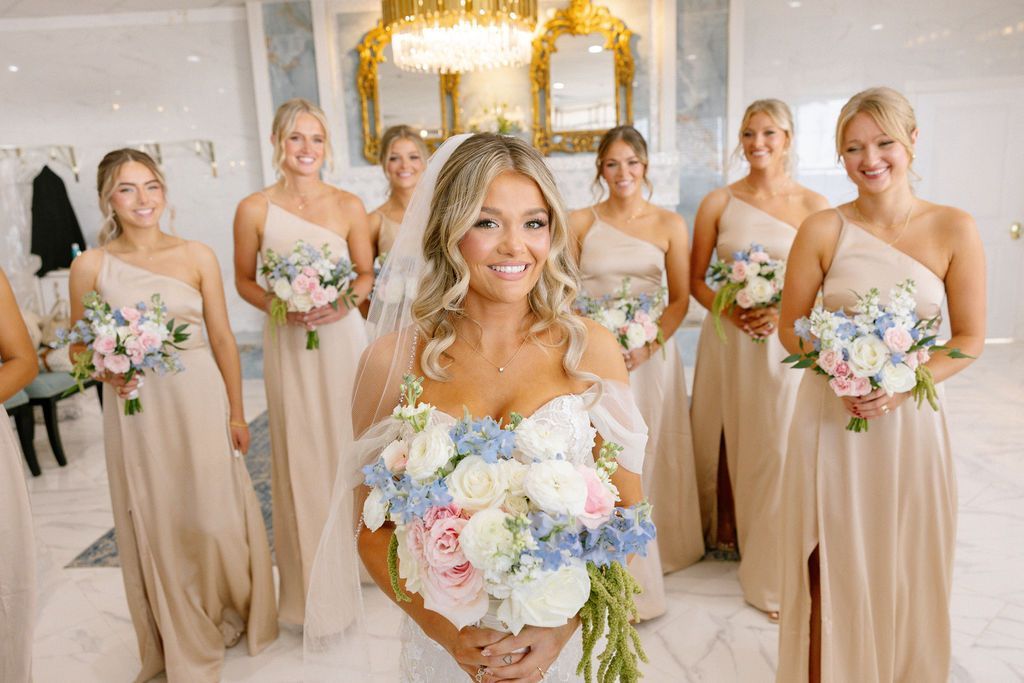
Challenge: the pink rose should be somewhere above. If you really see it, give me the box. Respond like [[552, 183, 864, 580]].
[[323, 285, 339, 302], [120, 306, 141, 322], [423, 516, 469, 569], [850, 377, 872, 396], [423, 504, 463, 528], [750, 251, 771, 264], [917, 349, 931, 365], [104, 353, 131, 375], [418, 557, 488, 629], [94, 335, 116, 355], [735, 289, 754, 309], [833, 361, 851, 378], [816, 349, 842, 375], [576, 465, 616, 530], [310, 287, 329, 308], [883, 327, 913, 353], [730, 261, 749, 283], [138, 332, 161, 351], [92, 352, 106, 373], [829, 376, 854, 397], [124, 338, 144, 365], [303, 266, 317, 277], [292, 274, 314, 294], [381, 440, 409, 473]]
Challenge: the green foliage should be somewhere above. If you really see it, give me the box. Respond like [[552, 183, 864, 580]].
[[577, 562, 648, 683], [387, 534, 411, 604]]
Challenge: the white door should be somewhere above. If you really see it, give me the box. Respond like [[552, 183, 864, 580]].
[[913, 79, 1024, 340]]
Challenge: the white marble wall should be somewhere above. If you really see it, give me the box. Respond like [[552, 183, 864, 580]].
[[0, 9, 266, 334]]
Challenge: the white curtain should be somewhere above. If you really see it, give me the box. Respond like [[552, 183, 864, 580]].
[[0, 156, 44, 312]]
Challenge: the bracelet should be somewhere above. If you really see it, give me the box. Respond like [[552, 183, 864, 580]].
[[229, 420, 248, 428]]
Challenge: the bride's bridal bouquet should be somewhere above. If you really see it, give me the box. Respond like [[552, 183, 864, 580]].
[[783, 279, 971, 432], [362, 377, 656, 683], [261, 240, 357, 350], [58, 291, 189, 415], [705, 243, 785, 342], [575, 277, 666, 352]]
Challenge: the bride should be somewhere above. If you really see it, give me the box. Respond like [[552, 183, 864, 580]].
[[303, 133, 650, 682]]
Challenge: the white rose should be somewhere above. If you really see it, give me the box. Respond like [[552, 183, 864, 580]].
[[879, 362, 917, 395], [847, 335, 890, 378], [623, 322, 648, 350], [745, 262, 761, 279], [362, 487, 388, 531], [291, 292, 314, 313], [504, 495, 532, 516], [523, 459, 588, 516], [502, 458, 528, 496], [447, 455, 510, 512], [746, 276, 775, 305], [272, 278, 293, 301], [460, 508, 516, 574], [603, 307, 627, 329], [394, 524, 422, 592], [515, 418, 572, 462], [380, 439, 409, 472], [406, 425, 454, 482], [496, 561, 591, 635]]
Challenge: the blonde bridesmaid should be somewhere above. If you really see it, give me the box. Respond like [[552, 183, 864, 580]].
[[69, 149, 277, 682], [777, 88, 985, 682], [361, 125, 427, 317], [690, 100, 828, 619], [569, 125, 703, 620], [0, 267, 38, 683], [233, 98, 373, 625]]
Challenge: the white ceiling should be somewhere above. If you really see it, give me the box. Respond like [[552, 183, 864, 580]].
[[0, 0, 245, 18]]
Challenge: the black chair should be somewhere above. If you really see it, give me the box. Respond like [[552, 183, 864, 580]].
[[23, 372, 102, 469], [4, 389, 42, 476]]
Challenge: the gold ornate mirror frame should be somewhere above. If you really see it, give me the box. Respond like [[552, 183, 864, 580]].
[[531, 0, 634, 155], [357, 21, 461, 164]]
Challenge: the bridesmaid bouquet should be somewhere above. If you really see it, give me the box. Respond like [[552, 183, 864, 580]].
[[575, 277, 667, 352], [705, 243, 786, 343], [58, 291, 189, 416], [783, 279, 971, 432], [261, 240, 357, 350], [362, 376, 655, 683]]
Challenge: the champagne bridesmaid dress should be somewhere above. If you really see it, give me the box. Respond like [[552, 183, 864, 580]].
[[97, 252, 277, 683], [691, 193, 801, 613], [0, 406, 34, 683], [375, 211, 402, 256], [777, 212, 954, 682], [260, 201, 368, 625], [579, 212, 705, 619]]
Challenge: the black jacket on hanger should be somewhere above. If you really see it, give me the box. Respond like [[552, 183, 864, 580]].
[[31, 165, 85, 275]]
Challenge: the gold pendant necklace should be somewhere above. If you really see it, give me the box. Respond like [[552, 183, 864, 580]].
[[462, 334, 531, 374], [853, 199, 915, 246], [743, 177, 791, 199]]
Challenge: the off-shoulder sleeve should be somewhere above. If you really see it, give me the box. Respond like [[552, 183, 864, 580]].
[[583, 379, 648, 474]]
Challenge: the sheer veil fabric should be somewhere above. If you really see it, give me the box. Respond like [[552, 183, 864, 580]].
[[302, 134, 650, 681]]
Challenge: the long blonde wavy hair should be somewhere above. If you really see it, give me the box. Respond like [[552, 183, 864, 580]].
[[271, 97, 333, 175], [412, 134, 588, 382], [96, 148, 167, 245]]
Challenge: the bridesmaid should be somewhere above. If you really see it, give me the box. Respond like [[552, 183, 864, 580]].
[[569, 125, 704, 620], [776, 87, 985, 682], [233, 98, 373, 625], [0, 267, 38, 683], [690, 99, 828, 619], [69, 149, 277, 682], [361, 125, 427, 316]]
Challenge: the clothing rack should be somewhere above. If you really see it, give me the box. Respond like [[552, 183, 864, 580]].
[[0, 144, 80, 181], [129, 139, 218, 178]]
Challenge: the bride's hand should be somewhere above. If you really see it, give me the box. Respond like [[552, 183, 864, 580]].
[[478, 618, 580, 682], [445, 625, 526, 681]]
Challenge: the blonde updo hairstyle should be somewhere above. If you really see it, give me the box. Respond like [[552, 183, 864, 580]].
[[96, 148, 167, 246], [835, 87, 918, 172], [592, 125, 653, 200], [413, 133, 588, 382], [271, 97, 333, 175], [378, 124, 429, 168], [733, 98, 796, 173]]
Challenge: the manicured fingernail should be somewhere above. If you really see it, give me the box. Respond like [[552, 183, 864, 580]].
[[481, 649, 491, 656]]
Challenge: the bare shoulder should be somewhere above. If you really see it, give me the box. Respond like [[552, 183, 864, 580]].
[[359, 328, 405, 375], [568, 206, 597, 234], [921, 201, 980, 247], [331, 186, 367, 213], [699, 186, 731, 215], [184, 240, 218, 265], [652, 205, 687, 234], [70, 247, 104, 280], [235, 191, 269, 223], [796, 184, 831, 212], [577, 317, 628, 383], [798, 206, 842, 236]]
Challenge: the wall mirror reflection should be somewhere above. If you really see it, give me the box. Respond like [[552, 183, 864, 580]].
[[549, 34, 616, 132]]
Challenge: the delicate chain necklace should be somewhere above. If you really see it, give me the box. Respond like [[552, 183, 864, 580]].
[[742, 177, 791, 199], [461, 332, 531, 374], [601, 201, 649, 224], [852, 199, 915, 246], [280, 181, 317, 212]]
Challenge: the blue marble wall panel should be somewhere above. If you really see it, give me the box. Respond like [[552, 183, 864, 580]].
[[264, 0, 319, 109]]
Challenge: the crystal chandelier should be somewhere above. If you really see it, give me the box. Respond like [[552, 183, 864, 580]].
[[382, 0, 538, 74]]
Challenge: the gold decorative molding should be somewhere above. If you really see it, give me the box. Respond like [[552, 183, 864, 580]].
[[356, 20, 460, 164], [530, 0, 634, 155]]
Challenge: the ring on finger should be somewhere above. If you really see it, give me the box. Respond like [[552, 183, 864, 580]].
[[475, 665, 487, 683], [502, 654, 513, 665], [536, 667, 548, 681], [881, 404, 890, 415]]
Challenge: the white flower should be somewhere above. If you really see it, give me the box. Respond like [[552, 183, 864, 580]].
[[623, 322, 648, 350], [603, 307, 627, 329], [362, 487, 388, 531], [447, 455, 510, 512], [503, 495, 531, 516], [291, 292, 314, 312], [523, 459, 588, 516], [460, 508, 516, 574], [847, 335, 890, 378], [272, 278, 293, 301], [501, 459, 531, 513], [380, 439, 409, 472], [515, 417, 572, 462], [746, 276, 775, 305], [394, 524, 422, 592], [496, 560, 591, 635], [879, 361, 917, 395], [406, 425, 454, 482], [735, 288, 754, 309], [744, 262, 762, 279]]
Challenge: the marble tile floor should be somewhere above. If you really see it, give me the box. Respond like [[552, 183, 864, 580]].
[[18, 343, 1024, 682]]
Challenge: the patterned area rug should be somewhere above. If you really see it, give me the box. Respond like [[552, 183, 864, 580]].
[[66, 410, 273, 568]]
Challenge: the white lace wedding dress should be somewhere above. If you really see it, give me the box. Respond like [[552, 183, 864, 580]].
[[398, 393, 598, 682]]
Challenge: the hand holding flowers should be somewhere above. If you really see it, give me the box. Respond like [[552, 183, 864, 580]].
[[783, 279, 972, 431], [706, 243, 785, 343], [575, 277, 666, 370]]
